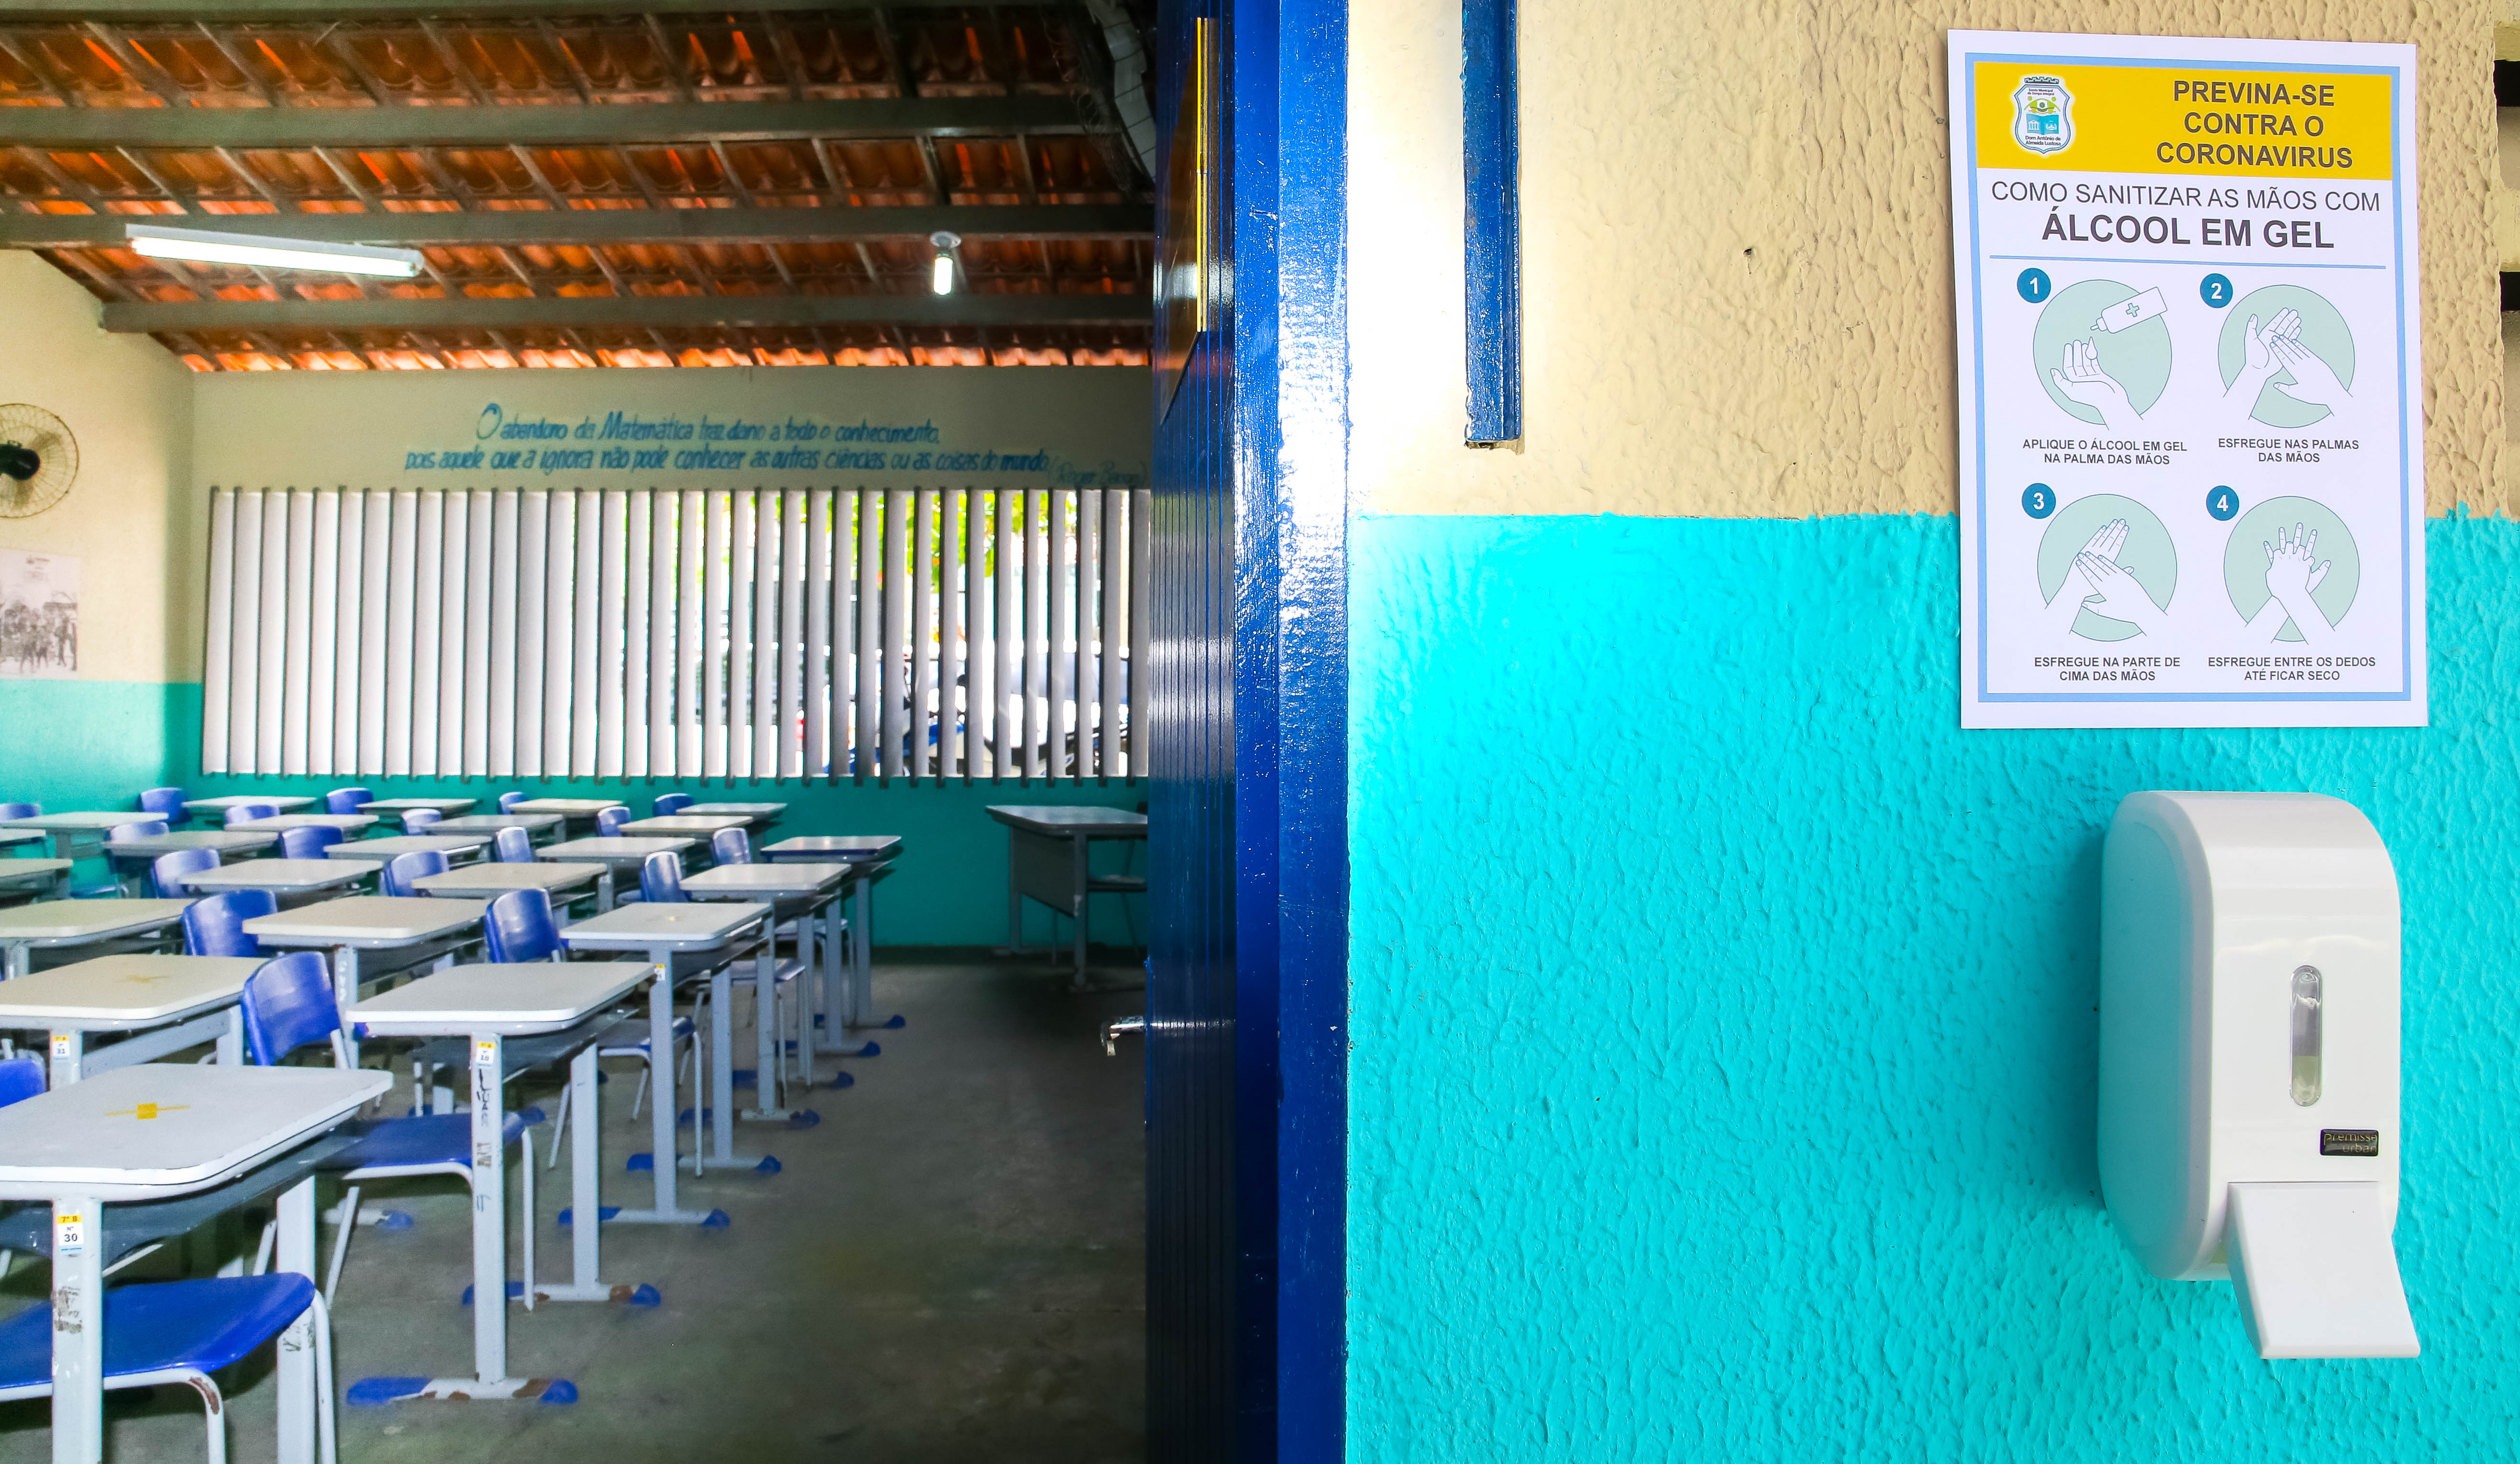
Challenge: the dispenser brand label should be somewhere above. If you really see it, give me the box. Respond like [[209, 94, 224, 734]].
[[2319, 1128, 2380, 1156], [1949, 31, 2424, 729]]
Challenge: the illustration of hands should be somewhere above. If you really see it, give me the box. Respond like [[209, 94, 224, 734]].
[[2266, 332, 2349, 412], [2050, 340, 2142, 431], [2044, 518, 2164, 638], [2247, 523, 2334, 644]]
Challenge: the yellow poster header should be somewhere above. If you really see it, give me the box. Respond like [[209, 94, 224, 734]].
[[1972, 61, 2393, 180]]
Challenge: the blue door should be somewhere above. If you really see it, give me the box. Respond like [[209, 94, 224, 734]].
[[1145, 0, 1347, 1456]]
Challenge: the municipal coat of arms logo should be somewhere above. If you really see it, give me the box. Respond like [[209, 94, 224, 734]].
[[2013, 75, 2073, 156]]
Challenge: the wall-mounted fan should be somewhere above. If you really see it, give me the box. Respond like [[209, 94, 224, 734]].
[[0, 404, 77, 519]]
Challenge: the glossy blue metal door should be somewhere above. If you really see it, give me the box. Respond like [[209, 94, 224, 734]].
[[1145, 0, 1346, 1457]]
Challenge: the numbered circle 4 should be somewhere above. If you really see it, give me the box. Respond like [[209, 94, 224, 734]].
[[2206, 485, 2239, 521]]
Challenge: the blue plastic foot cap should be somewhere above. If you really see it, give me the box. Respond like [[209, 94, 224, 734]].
[[882, 1015, 905, 1029], [730, 1069, 756, 1088], [828, 1071, 855, 1089], [629, 1283, 663, 1307], [857, 1041, 880, 1057], [626, 1152, 654, 1172], [702, 1209, 732, 1228], [755, 1155, 782, 1174], [787, 1109, 820, 1129], [519, 1105, 547, 1125], [460, 1281, 527, 1305], [556, 1206, 620, 1227], [376, 1210, 416, 1232], [538, 1380, 579, 1405], [345, 1376, 428, 1407]]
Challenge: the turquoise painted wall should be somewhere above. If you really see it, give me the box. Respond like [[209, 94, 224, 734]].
[[1347, 513, 2520, 1460], [5, 682, 1143, 947]]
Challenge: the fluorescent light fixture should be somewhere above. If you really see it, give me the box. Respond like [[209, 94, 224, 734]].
[[929, 230, 961, 295], [126, 223, 424, 279]]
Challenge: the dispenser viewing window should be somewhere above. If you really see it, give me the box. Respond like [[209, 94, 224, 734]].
[[2099, 791, 2418, 1360]]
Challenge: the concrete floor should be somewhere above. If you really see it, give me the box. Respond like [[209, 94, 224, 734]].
[[0, 954, 1147, 1463]]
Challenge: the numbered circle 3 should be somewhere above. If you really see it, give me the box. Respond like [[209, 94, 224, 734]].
[[2223, 495, 2359, 641], [2034, 280, 2173, 427], [2037, 493, 2176, 642]]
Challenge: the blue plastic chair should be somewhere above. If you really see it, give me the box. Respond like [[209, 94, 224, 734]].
[[492, 827, 534, 864], [381, 850, 447, 898], [483, 888, 563, 964], [242, 951, 532, 1303], [497, 791, 527, 814], [107, 820, 170, 846], [151, 847, 219, 899], [0, 1056, 42, 1108], [223, 803, 280, 827], [709, 827, 752, 866], [595, 806, 630, 837], [183, 890, 275, 958], [403, 808, 444, 831], [323, 787, 372, 816], [0, 803, 38, 820], [651, 793, 692, 818], [0, 1274, 338, 1463], [137, 787, 188, 821], [279, 824, 344, 860], [638, 850, 688, 903]]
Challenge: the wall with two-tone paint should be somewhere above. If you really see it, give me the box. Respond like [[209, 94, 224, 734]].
[[1345, 1, 2520, 1456]]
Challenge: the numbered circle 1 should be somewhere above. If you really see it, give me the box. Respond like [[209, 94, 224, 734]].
[[2022, 483, 2057, 519], [2206, 485, 2239, 521], [2199, 273, 2234, 309], [2037, 493, 2176, 643], [2223, 495, 2359, 642], [2016, 268, 2051, 304]]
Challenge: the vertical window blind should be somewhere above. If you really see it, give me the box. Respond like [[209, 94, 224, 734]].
[[200, 486, 1151, 784]]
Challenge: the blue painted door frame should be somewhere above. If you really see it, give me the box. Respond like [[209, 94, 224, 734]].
[[1145, 0, 1347, 1457]]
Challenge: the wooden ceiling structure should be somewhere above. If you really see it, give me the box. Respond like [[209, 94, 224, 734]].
[[0, 1, 1154, 370]]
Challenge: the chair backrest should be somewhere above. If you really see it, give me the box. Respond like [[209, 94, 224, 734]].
[[596, 806, 630, 837], [639, 850, 688, 903], [403, 808, 444, 830], [324, 787, 373, 815], [381, 849, 447, 898], [0, 802, 37, 820], [241, 951, 344, 1065], [278, 824, 344, 859], [484, 887, 562, 963], [492, 826, 534, 863], [109, 820, 170, 843], [150, 847, 219, 898], [497, 790, 527, 813], [0, 1056, 42, 1107], [224, 802, 280, 826], [137, 787, 187, 819], [710, 827, 752, 865], [651, 793, 693, 818], [183, 889, 275, 957]]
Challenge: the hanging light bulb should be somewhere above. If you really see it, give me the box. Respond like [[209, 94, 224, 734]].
[[930, 230, 961, 295]]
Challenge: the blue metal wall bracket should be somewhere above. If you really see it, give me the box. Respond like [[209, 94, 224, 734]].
[[1463, 0, 1521, 446]]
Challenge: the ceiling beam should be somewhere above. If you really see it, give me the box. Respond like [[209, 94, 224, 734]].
[[0, 205, 1149, 250], [103, 293, 1148, 332], [0, 99, 1092, 149]]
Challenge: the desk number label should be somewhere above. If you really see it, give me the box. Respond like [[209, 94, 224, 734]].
[[55, 1213, 83, 1256], [474, 1039, 497, 1070], [49, 1035, 67, 1061]]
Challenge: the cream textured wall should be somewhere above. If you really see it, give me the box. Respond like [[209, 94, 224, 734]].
[[0, 253, 196, 678], [1352, 0, 2500, 517]]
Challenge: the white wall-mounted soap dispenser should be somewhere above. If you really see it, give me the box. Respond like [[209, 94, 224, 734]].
[[2099, 791, 2418, 1359]]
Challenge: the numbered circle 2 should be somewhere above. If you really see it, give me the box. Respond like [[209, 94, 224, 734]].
[[2037, 493, 2176, 642], [2206, 485, 2239, 521], [2017, 268, 2051, 304], [2022, 483, 2056, 519], [2223, 495, 2359, 641], [2034, 279, 2172, 427], [2199, 273, 2234, 309]]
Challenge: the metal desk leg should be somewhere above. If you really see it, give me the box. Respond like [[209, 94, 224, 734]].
[[1006, 829, 1023, 953], [274, 1176, 317, 1464], [596, 869, 615, 913], [688, 961, 772, 1170], [1070, 834, 1089, 990], [824, 887, 876, 1056], [49, 1194, 103, 1464], [46, 1029, 80, 1087], [4, 940, 29, 980], [538, 1040, 657, 1304], [610, 954, 722, 1225], [218, 1009, 244, 1066], [332, 946, 363, 1067], [742, 940, 808, 1122]]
